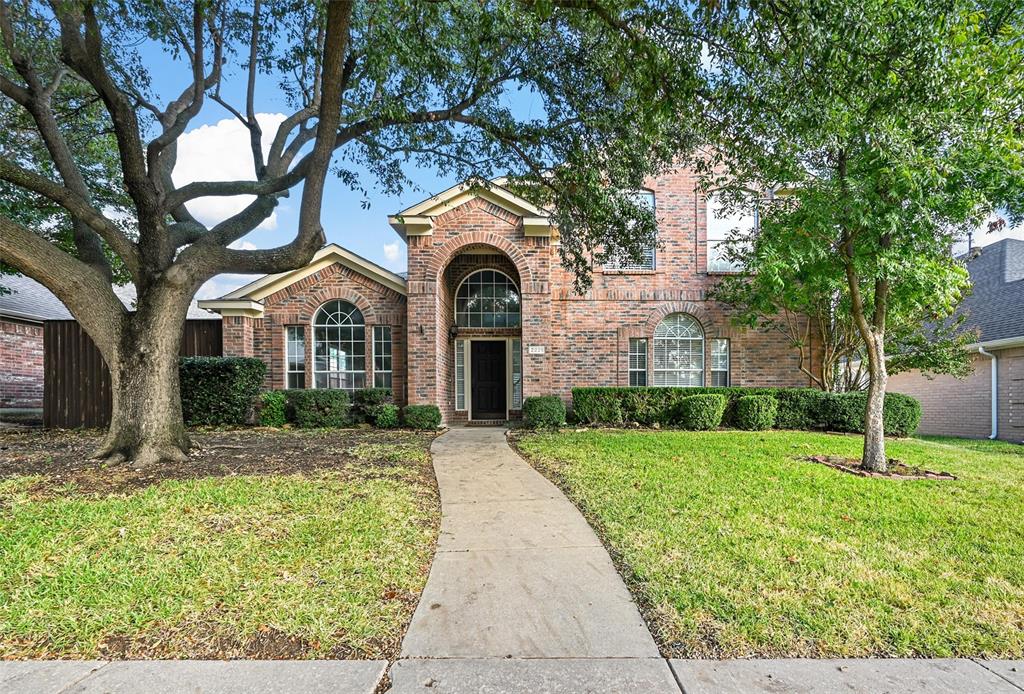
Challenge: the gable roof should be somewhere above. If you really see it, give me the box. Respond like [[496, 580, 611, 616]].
[[388, 179, 552, 240], [197, 243, 407, 317], [957, 239, 1024, 344], [0, 274, 217, 323]]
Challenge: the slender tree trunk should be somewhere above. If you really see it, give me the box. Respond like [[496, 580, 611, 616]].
[[91, 284, 194, 467], [861, 332, 888, 472]]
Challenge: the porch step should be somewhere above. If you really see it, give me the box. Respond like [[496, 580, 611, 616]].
[[465, 419, 507, 427]]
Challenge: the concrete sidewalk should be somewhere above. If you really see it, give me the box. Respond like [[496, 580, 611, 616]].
[[0, 660, 387, 693], [398, 426, 658, 659]]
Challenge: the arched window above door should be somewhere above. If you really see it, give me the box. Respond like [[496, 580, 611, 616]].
[[455, 270, 521, 328]]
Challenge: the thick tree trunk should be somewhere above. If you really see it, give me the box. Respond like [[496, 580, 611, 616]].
[[91, 285, 194, 467], [861, 333, 888, 472]]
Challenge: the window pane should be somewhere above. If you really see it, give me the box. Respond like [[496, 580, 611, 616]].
[[653, 314, 704, 387], [628, 337, 647, 387], [455, 270, 521, 328], [511, 339, 522, 409], [711, 338, 730, 387], [286, 326, 306, 388], [455, 339, 466, 410], [312, 301, 365, 391]]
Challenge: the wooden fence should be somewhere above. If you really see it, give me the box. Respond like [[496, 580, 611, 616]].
[[43, 319, 222, 428]]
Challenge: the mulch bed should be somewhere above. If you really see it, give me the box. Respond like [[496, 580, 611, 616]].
[[0, 427, 438, 495], [799, 454, 957, 480]]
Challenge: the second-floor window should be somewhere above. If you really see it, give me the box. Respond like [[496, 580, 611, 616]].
[[707, 192, 756, 273], [605, 190, 656, 272]]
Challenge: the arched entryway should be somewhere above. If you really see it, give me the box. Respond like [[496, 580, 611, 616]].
[[441, 244, 524, 422]]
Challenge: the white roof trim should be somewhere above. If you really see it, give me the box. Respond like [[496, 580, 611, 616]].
[[211, 244, 407, 305], [390, 178, 550, 239], [195, 299, 265, 318], [964, 336, 1024, 351]]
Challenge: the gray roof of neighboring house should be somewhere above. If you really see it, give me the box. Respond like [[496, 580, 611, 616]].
[[0, 274, 219, 322], [957, 238, 1024, 343]]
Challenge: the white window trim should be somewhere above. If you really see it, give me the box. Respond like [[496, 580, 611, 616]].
[[311, 300, 367, 391], [628, 337, 648, 387], [372, 325, 393, 389], [653, 314, 705, 387], [285, 325, 306, 389], [711, 338, 730, 387], [453, 268, 522, 329], [456, 337, 521, 420]]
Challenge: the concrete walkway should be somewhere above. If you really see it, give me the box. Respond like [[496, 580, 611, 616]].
[[399, 426, 659, 660]]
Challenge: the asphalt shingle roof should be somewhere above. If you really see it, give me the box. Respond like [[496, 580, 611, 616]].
[[957, 239, 1024, 343], [0, 274, 218, 322]]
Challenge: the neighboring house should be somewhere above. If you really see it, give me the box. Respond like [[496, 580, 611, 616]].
[[889, 239, 1024, 443], [0, 275, 216, 412], [199, 166, 819, 424]]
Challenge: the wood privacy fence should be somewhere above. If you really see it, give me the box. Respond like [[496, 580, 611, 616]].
[[43, 319, 222, 428]]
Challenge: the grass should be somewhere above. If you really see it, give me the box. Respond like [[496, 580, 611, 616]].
[[515, 429, 1024, 658], [0, 430, 439, 660]]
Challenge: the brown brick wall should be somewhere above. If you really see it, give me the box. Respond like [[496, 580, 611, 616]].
[[221, 264, 407, 404], [0, 318, 44, 409], [888, 346, 1024, 442]]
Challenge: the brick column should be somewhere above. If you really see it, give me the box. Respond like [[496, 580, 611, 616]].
[[222, 315, 255, 357]]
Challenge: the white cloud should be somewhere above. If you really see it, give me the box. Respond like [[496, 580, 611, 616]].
[[172, 113, 288, 231], [228, 239, 258, 251], [382, 242, 401, 263]]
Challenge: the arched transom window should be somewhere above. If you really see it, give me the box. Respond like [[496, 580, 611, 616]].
[[455, 270, 521, 328], [313, 300, 365, 390], [653, 313, 704, 386]]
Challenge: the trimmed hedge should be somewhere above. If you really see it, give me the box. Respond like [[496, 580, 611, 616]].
[[403, 404, 442, 430], [258, 391, 287, 427], [375, 403, 400, 429], [523, 395, 566, 429], [286, 389, 351, 428], [735, 395, 777, 430], [676, 394, 728, 430], [351, 388, 393, 423], [570, 386, 920, 435], [180, 357, 266, 426], [823, 391, 922, 437]]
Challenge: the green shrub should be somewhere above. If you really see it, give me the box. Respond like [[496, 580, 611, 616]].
[[674, 394, 728, 430], [523, 395, 567, 428], [823, 391, 922, 437], [735, 395, 778, 430], [258, 391, 287, 427], [179, 357, 266, 426], [571, 388, 624, 424], [286, 389, 351, 428], [375, 403, 400, 429], [351, 388, 393, 423], [773, 388, 829, 430], [403, 404, 442, 430]]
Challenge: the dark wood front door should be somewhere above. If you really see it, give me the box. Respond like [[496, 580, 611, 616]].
[[471, 341, 507, 420]]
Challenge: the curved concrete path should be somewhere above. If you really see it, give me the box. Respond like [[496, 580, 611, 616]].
[[399, 426, 659, 660]]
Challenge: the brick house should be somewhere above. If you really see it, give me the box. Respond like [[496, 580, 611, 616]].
[[200, 166, 818, 423], [889, 239, 1024, 443]]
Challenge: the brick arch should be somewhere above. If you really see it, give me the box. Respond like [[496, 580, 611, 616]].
[[428, 233, 535, 286], [299, 289, 377, 324], [644, 301, 716, 335]]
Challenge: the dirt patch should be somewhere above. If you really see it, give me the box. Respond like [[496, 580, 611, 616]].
[[799, 455, 957, 480], [0, 427, 438, 496]]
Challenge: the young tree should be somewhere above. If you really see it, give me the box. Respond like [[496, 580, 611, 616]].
[[700, 0, 1024, 470], [710, 193, 975, 393], [0, 0, 702, 465]]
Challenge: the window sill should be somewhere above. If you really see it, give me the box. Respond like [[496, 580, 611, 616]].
[[601, 268, 658, 276], [706, 270, 742, 276]]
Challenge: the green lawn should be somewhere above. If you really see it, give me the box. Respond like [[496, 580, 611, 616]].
[[0, 429, 439, 659], [515, 429, 1024, 658]]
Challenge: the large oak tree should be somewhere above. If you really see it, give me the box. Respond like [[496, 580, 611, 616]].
[[0, 0, 702, 465]]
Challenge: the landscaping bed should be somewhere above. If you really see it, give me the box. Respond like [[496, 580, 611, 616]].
[[513, 429, 1024, 659], [0, 428, 440, 660]]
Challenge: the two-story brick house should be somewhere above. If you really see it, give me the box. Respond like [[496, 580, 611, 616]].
[[199, 166, 818, 423]]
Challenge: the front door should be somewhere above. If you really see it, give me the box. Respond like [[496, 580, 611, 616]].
[[471, 341, 507, 420]]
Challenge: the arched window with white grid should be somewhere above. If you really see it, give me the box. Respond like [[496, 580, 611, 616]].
[[313, 300, 366, 390], [653, 313, 704, 386]]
